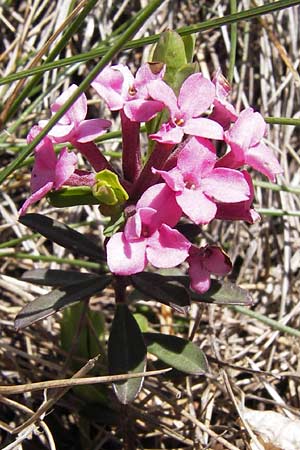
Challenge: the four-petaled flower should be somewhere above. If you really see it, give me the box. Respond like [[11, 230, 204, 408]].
[[106, 183, 190, 275], [92, 63, 165, 122], [39, 84, 111, 144], [148, 73, 224, 144], [153, 137, 250, 224]]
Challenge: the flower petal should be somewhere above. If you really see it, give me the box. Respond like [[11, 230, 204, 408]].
[[188, 255, 211, 294], [54, 148, 77, 189], [146, 225, 190, 268], [124, 99, 164, 122], [51, 84, 87, 125], [19, 182, 54, 216], [226, 108, 267, 149], [245, 142, 282, 182], [106, 232, 147, 275], [147, 80, 179, 117], [75, 119, 111, 143], [202, 168, 250, 203], [30, 140, 57, 193], [178, 73, 215, 118], [150, 122, 184, 144], [183, 117, 224, 140], [203, 246, 232, 275], [176, 188, 217, 224]]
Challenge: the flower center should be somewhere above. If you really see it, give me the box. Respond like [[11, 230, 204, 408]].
[[128, 86, 137, 96], [175, 117, 185, 126]]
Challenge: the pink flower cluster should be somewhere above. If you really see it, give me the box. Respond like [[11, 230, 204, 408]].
[[21, 63, 282, 293]]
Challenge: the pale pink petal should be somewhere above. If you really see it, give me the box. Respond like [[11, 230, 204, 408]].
[[245, 142, 282, 182], [147, 80, 179, 117], [124, 99, 164, 122], [134, 63, 165, 90], [150, 122, 184, 144], [183, 117, 224, 140], [227, 108, 267, 149], [54, 148, 77, 189], [178, 74, 215, 118], [152, 167, 185, 192], [75, 119, 111, 143], [213, 69, 231, 99], [177, 137, 216, 177], [176, 189, 217, 224], [202, 168, 250, 203], [146, 225, 190, 268], [51, 84, 87, 125], [43, 122, 74, 143], [92, 66, 125, 110], [125, 207, 157, 240], [19, 182, 54, 216], [30, 141, 57, 192], [203, 246, 232, 275], [137, 183, 181, 227], [106, 232, 147, 275]]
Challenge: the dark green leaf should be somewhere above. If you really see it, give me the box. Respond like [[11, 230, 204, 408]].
[[182, 34, 195, 63], [108, 304, 146, 404], [21, 269, 99, 286], [131, 272, 190, 312], [19, 214, 104, 261], [15, 275, 111, 329], [159, 276, 252, 306], [144, 332, 209, 375]]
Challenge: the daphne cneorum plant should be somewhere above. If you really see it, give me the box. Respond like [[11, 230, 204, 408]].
[[16, 30, 281, 404]]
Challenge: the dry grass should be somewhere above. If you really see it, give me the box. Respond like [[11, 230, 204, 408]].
[[1, 1, 300, 449]]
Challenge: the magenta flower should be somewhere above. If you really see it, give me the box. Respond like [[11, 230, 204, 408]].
[[39, 84, 111, 144], [209, 69, 238, 129], [188, 245, 232, 293], [153, 137, 250, 224], [219, 108, 282, 182], [92, 63, 165, 122], [19, 131, 77, 215], [216, 170, 260, 224], [148, 73, 224, 144], [106, 183, 190, 275]]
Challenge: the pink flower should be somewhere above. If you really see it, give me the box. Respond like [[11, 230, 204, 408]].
[[188, 245, 232, 293], [219, 108, 282, 182], [153, 137, 250, 224], [106, 183, 190, 275], [209, 69, 238, 129], [148, 73, 224, 144], [19, 130, 77, 215], [92, 63, 165, 122], [216, 171, 260, 223], [39, 84, 111, 144]]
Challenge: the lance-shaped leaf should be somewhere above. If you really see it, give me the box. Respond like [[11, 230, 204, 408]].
[[15, 275, 111, 329], [131, 272, 190, 312], [157, 275, 252, 306], [21, 269, 99, 286], [19, 214, 104, 261], [48, 186, 99, 207], [144, 332, 209, 375], [108, 304, 147, 404]]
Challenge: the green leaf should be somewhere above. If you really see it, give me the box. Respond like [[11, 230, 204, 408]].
[[133, 313, 149, 332], [190, 280, 253, 305], [103, 211, 125, 237], [152, 30, 187, 88], [144, 332, 209, 375], [108, 304, 147, 404], [15, 275, 111, 329], [131, 272, 190, 312], [182, 34, 195, 62], [47, 186, 99, 207], [21, 269, 99, 286], [19, 214, 105, 261], [159, 275, 252, 306]]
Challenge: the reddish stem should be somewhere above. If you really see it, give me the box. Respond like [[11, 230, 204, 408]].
[[120, 110, 141, 183], [130, 141, 174, 201], [72, 140, 114, 172]]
